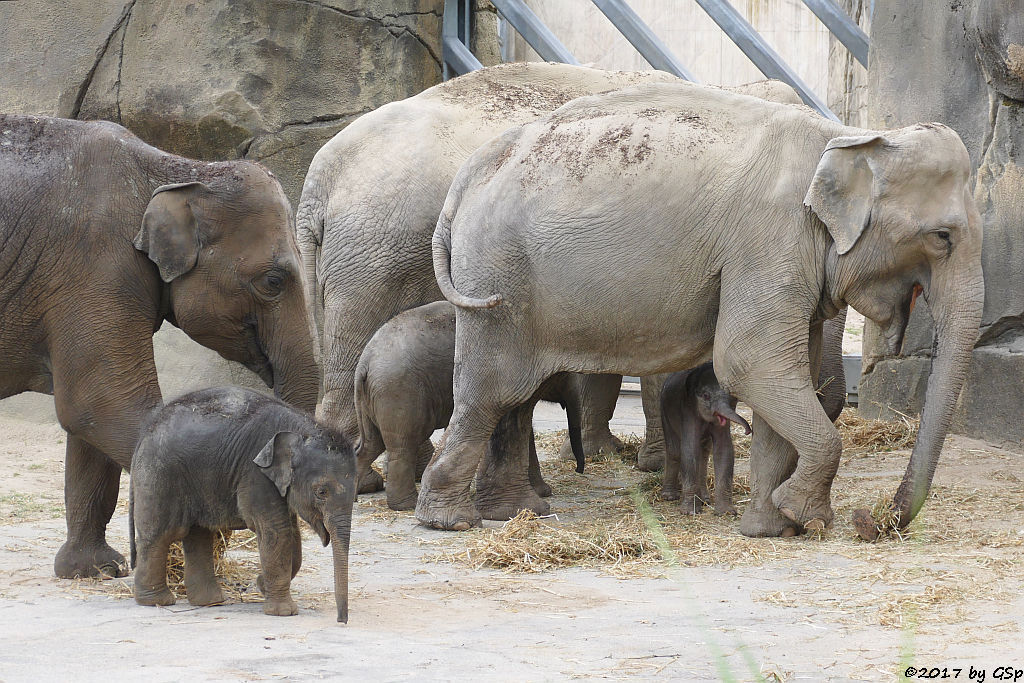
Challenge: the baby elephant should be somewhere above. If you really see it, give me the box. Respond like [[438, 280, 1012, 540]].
[[661, 362, 751, 515], [355, 301, 583, 511], [130, 388, 356, 622]]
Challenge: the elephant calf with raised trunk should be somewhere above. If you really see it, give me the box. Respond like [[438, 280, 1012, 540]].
[[130, 388, 355, 622], [661, 362, 751, 516], [420, 82, 984, 538], [0, 115, 320, 579], [355, 301, 584, 515]]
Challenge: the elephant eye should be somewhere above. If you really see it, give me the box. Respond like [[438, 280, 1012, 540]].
[[314, 484, 328, 499], [254, 270, 286, 298], [930, 229, 953, 257]]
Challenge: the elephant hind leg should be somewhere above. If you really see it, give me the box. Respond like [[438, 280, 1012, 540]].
[[183, 527, 225, 606], [475, 406, 551, 521], [133, 530, 181, 607]]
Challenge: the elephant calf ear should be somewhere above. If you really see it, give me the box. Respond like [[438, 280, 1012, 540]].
[[254, 432, 302, 497], [804, 135, 887, 255], [134, 182, 207, 283]]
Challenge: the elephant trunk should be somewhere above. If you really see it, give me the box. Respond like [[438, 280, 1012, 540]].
[[264, 304, 321, 415], [716, 405, 752, 435], [329, 514, 352, 623], [853, 272, 983, 540]]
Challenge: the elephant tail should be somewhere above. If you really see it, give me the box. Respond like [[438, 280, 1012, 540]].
[[353, 361, 385, 465], [295, 172, 327, 358], [432, 197, 503, 310], [128, 475, 137, 570]]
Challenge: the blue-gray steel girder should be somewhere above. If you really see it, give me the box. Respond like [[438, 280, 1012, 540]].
[[590, 0, 699, 82], [443, 0, 482, 77], [490, 0, 580, 65], [800, 0, 869, 67], [693, 0, 840, 121]]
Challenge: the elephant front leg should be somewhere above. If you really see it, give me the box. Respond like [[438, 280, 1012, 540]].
[[711, 430, 737, 516], [475, 405, 550, 521], [54, 437, 128, 579], [739, 415, 801, 536], [183, 527, 225, 606], [637, 374, 669, 471], [256, 526, 298, 616]]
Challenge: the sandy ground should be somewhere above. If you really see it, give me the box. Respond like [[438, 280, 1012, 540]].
[[1, 392, 1022, 682]]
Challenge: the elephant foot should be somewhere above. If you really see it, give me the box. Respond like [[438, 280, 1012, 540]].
[[558, 431, 623, 461], [739, 507, 801, 538], [264, 597, 298, 617], [475, 487, 550, 521], [385, 486, 418, 512], [679, 493, 707, 516], [636, 442, 665, 472], [55, 541, 128, 579], [661, 486, 680, 501], [135, 585, 176, 607], [713, 503, 738, 517], [533, 479, 553, 498], [357, 469, 385, 495], [187, 582, 225, 606], [772, 478, 834, 530], [415, 490, 482, 531]]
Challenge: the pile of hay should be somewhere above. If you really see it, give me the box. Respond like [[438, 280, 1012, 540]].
[[837, 409, 919, 454], [438, 509, 660, 574]]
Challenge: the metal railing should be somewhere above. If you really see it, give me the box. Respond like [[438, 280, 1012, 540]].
[[442, 0, 869, 122]]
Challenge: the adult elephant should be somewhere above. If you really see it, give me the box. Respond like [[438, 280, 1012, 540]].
[[0, 115, 319, 577], [296, 62, 805, 466], [419, 82, 984, 537]]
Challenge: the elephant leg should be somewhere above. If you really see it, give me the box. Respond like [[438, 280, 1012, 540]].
[[380, 434, 422, 511], [183, 527, 225, 606], [696, 440, 711, 505], [475, 404, 550, 521], [739, 416, 800, 537], [415, 439, 434, 481], [417, 358, 543, 531], [527, 429, 553, 498], [558, 373, 624, 460], [54, 437, 127, 579], [257, 526, 297, 616], [133, 531, 178, 606], [637, 373, 669, 471], [290, 517, 302, 580], [355, 442, 386, 496], [818, 309, 848, 423], [711, 431, 737, 516]]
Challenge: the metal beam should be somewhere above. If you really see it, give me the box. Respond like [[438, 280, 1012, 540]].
[[800, 0, 869, 67], [490, 0, 580, 65], [442, 0, 482, 78], [693, 0, 839, 121], [590, 0, 698, 82]]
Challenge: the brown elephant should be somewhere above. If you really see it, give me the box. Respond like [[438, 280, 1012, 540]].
[[0, 115, 319, 578]]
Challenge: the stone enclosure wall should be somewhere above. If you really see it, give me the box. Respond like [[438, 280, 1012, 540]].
[[0, 0, 446, 404], [859, 0, 1024, 446]]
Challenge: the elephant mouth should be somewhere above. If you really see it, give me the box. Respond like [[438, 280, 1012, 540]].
[[242, 315, 274, 388], [883, 283, 924, 357]]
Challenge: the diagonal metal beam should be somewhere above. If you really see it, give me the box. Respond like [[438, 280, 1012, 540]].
[[443, 35, 484, 76], [590, 0, 698, 82], [693, 0, 840, 121], [442, 0, 482, 77], [490, 0, 580, 65], [800, 0, 869, 67]]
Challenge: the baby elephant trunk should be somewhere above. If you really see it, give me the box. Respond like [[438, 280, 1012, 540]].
[[329, 514, 351, 623], [715, 405, 751, 435]]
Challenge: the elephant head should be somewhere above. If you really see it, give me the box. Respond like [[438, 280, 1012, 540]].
[[134, 163, 319, 412], [255, 430, 356, 623], [694, 381, 752, 435], [805, 123, 985, 535]]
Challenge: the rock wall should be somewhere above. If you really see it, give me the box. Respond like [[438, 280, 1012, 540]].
[[860, 0, 1024, 446], [0, 0, 446, 407]]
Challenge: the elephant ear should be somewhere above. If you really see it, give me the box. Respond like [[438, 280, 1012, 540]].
[[804, 135, 888, 255], [254, 432, 303, 498], [134, 182, 207, 283]]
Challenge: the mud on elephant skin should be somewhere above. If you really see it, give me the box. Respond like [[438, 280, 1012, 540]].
[[0, 115, 320, 578], [661, 362, 751, 516], [418, 83, 984, 537], [130, 388, 355, 622], [354, 301, 584, 516]]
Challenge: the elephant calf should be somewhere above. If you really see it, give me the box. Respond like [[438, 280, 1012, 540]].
[[355, 301, 584, 514], [661, 363, 751, 516], [130, 388, 356, 622]]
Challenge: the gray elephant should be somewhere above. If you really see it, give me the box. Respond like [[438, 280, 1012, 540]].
[[130, 388, 354, 622], [419, 81, 984, 538], [355, 301, 584, 514], [0, 115, 319, 578], [660, 362, 751, 516], [297, 63, 678, 461]]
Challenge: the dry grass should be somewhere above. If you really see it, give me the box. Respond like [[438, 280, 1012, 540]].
[[430, 408, 1024, 630]]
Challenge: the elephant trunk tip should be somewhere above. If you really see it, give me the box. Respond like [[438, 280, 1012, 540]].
[[851, 507, 881, 541], [337, 603, 348, 624]]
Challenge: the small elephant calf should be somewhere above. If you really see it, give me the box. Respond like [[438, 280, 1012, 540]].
[[355, 301, 584, 512], [660, 362, 751, 515], [130, 388, 356, 622]]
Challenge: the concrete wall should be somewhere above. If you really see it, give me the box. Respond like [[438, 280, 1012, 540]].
[[859, 0, 1024, 446]]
